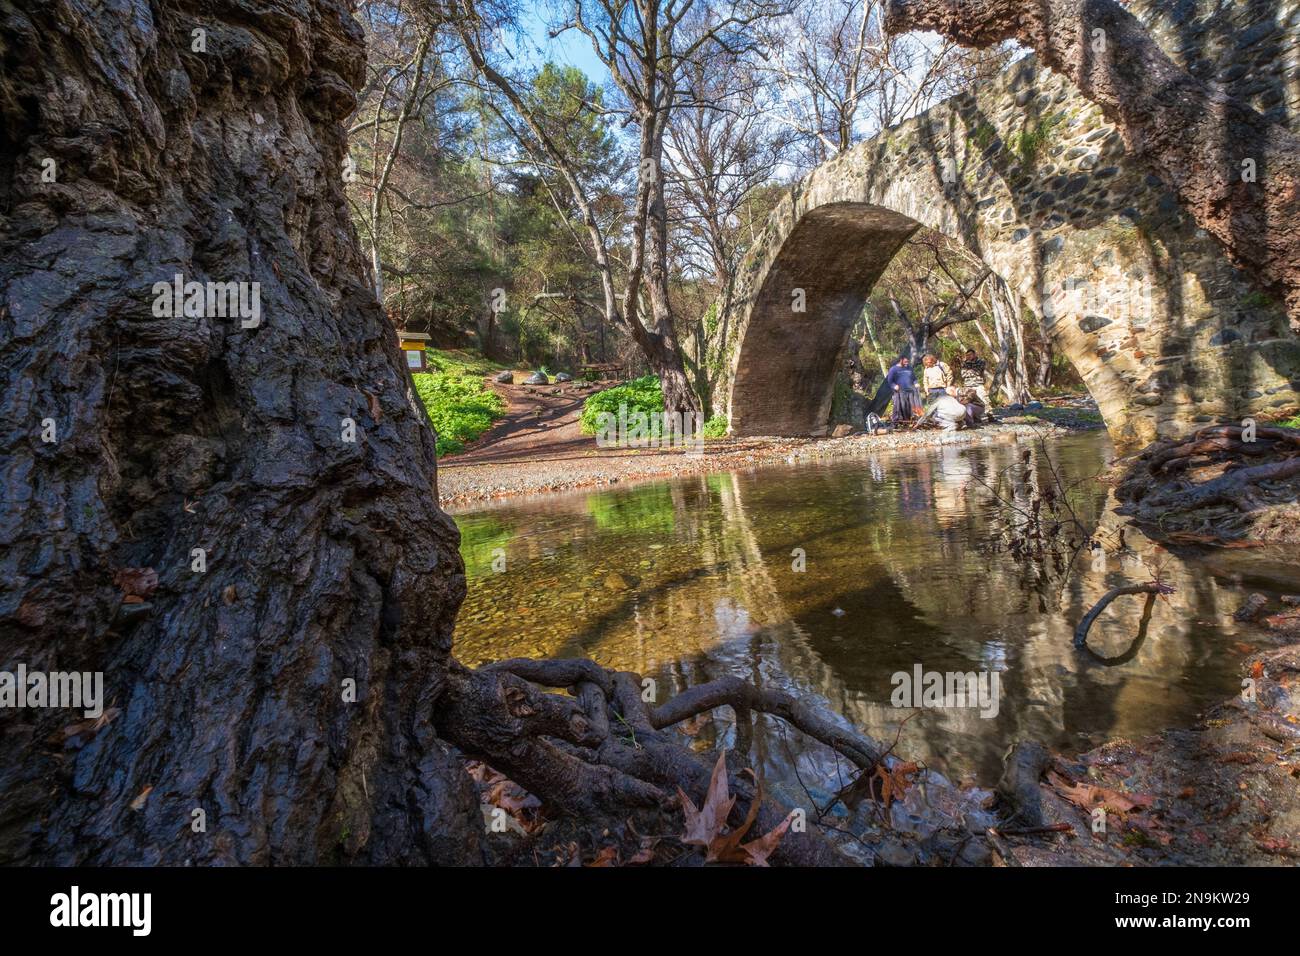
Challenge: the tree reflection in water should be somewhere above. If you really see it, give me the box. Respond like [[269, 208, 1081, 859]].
[[452, 432, 1299, 790]]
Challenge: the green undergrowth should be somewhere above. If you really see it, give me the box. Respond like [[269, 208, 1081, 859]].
[[413, 349, 507, 456]]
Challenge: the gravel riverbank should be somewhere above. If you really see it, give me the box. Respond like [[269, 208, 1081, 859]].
[[438, 418, 1096, 509]]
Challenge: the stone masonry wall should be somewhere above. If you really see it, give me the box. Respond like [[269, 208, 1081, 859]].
[[718, 0, 1300, 444]]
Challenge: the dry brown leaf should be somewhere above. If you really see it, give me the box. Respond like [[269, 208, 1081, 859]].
[[705, 771, 761, 864], [870, 760, 919, 810], [1047, 770, 1153, 815], [678, 750, 735, 847], [585, 846, 619, 867], [222, 585, 237, 606], [740, 808, 798, 866], [129, 785, 153, 811]]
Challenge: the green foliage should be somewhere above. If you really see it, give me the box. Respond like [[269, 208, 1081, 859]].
[[1010, 114, 1063, 166], [1278, 413, 1300, 430], [412, 350, 507, 456], [970, 122, 997, 150], [579, 375, 663, 435], [1240, 290, 1274, 311], [703, 414, 728, 438], [426, 348, 505, 377], [702, 303, 720, 337]]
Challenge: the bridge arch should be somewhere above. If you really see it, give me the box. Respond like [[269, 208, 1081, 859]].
[[719, 47, 1300, 445]]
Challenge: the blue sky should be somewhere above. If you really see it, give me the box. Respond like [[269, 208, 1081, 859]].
[[517, 4, 611, 82]]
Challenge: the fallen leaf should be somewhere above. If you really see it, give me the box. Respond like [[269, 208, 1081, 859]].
[[739, 808, 797, 866], [585, 846, 619, 867], [222, 585, 237, 606], [705, 772, 761, 864], [1047, 770, 1153, 814], [130, 785, 153, 811], [678, 750, 735, 847]]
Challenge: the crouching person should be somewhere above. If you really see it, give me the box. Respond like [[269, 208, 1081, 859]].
[[920, 389, 970, 432], [959, 388, 987, 428]]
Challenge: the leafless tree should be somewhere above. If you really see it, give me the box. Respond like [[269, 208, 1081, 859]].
[[663, 20, 791, 391], [759, 0, 983, 167]]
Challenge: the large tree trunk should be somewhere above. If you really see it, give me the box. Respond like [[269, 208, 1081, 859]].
[[884, 0, 1300, 330], [0, 0, 481, 865], [989, 275, 1033, 404]]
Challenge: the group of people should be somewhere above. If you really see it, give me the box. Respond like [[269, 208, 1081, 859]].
[[884, 349, 995, 431]]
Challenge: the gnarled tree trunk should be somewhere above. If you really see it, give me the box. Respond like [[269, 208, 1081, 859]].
[[0, 0, 480, 865], [885, 0, 1300, 330]]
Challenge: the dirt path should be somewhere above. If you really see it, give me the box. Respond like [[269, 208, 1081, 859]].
[[446, 377, 595, 467], [435, 377, 1107, 508]]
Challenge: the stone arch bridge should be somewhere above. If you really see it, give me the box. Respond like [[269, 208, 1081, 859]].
[[714, 0, 1300, 446]]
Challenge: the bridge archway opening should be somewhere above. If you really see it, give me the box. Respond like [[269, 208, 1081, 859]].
[[726, 202, 1031, 437]]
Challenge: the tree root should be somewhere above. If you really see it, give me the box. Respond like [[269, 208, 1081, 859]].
[[435, 658, 884, 865], [1073, 583, 1174, 649], [1115, 424, 1300, 545]]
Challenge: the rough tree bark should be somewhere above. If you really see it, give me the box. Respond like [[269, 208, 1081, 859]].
[[884, 0, 1300, 330], [988, 274, 1032, 404], [0, 0, 481, 865], [0, 0, 874, 866]]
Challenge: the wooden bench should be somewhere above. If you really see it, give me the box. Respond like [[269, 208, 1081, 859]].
[[580, 362, 624, 380]]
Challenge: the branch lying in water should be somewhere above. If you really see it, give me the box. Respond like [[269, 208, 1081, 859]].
[[1073, 583, 1176, 649]]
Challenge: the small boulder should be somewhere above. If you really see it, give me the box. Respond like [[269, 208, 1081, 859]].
[[831, 423, 856, 438], [555, 372, 572, 383], [603, 572, 635, 591], [494, 370, 514, 384], [523, 371, 549, 385]]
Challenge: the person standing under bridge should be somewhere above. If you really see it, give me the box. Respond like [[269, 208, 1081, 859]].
[[885, 355, 921, 422], [922, 353, 953, 402]]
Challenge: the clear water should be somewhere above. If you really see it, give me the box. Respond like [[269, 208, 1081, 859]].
[[451, 431, 1299, 788]]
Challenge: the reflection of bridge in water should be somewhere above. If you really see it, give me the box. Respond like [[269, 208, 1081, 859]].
[[452, 434, 1292, 785]]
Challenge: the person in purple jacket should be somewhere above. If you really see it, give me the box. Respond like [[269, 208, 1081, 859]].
[[885, 355, 921, 422]]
